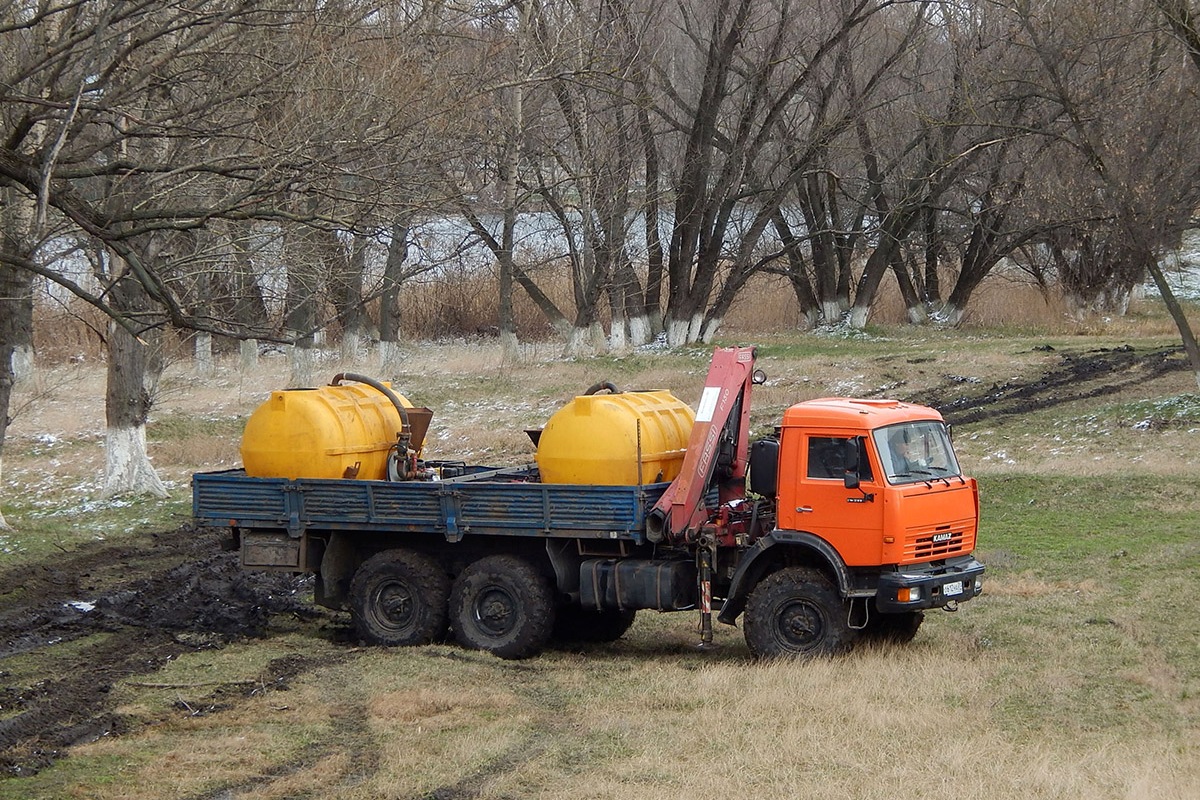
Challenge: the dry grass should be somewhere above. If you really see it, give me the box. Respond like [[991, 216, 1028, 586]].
[[53, 618, 1200, 800]]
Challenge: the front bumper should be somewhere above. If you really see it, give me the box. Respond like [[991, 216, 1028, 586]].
[[875, 555, 985, 612]]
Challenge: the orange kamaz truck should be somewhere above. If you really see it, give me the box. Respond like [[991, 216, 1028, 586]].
[[194, 346, 983, 659]]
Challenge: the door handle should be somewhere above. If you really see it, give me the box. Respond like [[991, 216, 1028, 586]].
[[795, 506, 813, 513]]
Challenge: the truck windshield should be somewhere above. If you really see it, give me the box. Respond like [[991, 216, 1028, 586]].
[[873, 422, 960, 485]]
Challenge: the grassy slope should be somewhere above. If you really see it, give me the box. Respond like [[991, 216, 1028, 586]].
[[2, 317, 1199, 799]]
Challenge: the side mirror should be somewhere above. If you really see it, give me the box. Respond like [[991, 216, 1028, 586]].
[[843, 438, 860, 489]]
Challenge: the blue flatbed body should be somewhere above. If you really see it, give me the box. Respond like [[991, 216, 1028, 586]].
[[192, 465, 671, 544]]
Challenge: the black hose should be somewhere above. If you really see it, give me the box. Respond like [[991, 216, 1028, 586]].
[[330, 372, 410, 433], [583, 380, 621, 395]]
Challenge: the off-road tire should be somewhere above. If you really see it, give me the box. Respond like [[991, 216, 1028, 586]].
[[743, 566, 858, 658], [350, 549, 450, 646], [451, 555, 556, 659], [863, 610, 924, 644], [552, 606, 637, 643]]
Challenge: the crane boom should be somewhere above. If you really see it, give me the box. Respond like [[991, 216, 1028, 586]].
[[645, 345, 758, 543]]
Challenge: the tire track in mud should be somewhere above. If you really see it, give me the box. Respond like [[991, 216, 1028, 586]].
[[909, 345, 1188, 426], [412, 661, 573, 800], [182, 655, 374, 800], [0, 525, 314, 777]]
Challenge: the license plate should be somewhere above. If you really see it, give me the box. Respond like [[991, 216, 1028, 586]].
[[942, 580, 964, 597]]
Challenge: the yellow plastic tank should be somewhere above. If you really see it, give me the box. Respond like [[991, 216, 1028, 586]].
[[535, 390, 695, 485], [241, 382, 414, 480]]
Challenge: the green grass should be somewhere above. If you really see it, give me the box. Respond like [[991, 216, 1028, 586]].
[[953, 473, 1200, 739], [978, 474, 1200, 569], [0, 494, 191, 565]]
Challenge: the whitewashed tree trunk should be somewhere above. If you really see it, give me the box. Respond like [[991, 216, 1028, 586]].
[[941, 303, 966, 326], [687, 313, 704, 344], [500, 330, 520, 363], [666, 317, 690, 347], [11, 344, 33, 388], [628, 314, 652, 347], [340, 330, 366, 364], [102, 425, 168, 499], [378, 339, 403, 375], [849, 305, 870, 329], [289, 344, 316, 388], [700, 316, 722, 344], [102, 305, 168, 500], [239, 339, 258, 371], [0, 456, 9, 530], [906, 303, 928, 325], [609, 318, 630, 355], [194, 332, 215, 378], [821, 300, 841, 326], [563, 326, 595, 358], [588, 321, 607, 353]]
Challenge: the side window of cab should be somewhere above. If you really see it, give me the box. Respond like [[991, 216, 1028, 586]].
[[806, 436, 874, 481]]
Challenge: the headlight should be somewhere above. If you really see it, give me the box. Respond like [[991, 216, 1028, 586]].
[[897, 587, 922, 602]]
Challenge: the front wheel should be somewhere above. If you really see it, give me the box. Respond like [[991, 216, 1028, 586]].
[[451, 555, 556, 659], [743, 566, 857, 658], [350, 549, 450, 646]]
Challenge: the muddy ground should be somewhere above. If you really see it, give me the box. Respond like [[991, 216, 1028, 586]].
[[0, 343, 1190, 778]]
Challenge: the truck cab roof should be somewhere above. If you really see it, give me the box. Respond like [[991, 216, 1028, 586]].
[[781, 397, 946, 431]]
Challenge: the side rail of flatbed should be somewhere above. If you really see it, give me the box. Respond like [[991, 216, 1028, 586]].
[[192, 466, 670, 545]]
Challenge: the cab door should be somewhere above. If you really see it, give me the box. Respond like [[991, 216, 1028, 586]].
[[782, 432, 885, 567]]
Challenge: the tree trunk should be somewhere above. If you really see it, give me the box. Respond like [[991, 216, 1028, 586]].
[[285, 225, 322, 388], [1146, 255, 1200, 388], [228, 222, 270, 340], [194, 332, 215, 378], [614, 259, 648, 347], [379, 221, 409, 375], [890, 248, 927, 324], [239, 338, 258, 371], [639, 105, 665, 336], [923, 204, 942, 305], [0, 262, 31, 529], [336, 233, 368, 363], [102, 272, 168, 500], [193, 268, 216, 378]]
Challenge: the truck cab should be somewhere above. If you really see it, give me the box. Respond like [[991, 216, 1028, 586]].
[[736, 398, 983, 632]]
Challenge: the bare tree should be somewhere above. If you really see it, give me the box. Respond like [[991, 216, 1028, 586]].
[[1013, 0, 1200, 382]]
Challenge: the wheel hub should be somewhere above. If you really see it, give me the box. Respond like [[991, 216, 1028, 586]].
[[378, 583, 414, 626], [474, 587, 516, 635], [779, 601, 822, 648]]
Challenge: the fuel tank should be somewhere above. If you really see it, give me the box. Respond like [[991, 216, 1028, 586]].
[[240, 382, 415, 480], [535, 390, 695, 485]]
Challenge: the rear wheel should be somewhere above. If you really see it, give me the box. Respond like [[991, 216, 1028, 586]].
[[553, 606, 637, 643], [451, 555, 555, 659], [350, 549, 449, 646], [743, 566, 857, 658]]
